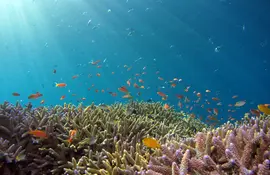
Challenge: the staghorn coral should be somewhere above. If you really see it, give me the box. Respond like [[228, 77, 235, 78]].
[[145, 117, 270, 175], [0, 101, 206, 174]]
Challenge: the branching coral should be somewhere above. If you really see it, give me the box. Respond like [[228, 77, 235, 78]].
[[145, 118, 270, 175], [0, 101, 206, 174]]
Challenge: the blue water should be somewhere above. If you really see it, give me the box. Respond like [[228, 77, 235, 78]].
[[0, 0, 269, 124]]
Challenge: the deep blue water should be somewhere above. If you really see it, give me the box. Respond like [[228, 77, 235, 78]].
[[0, 0, 269, 124]]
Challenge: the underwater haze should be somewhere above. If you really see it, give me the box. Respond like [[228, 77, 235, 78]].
[[0, 0, 269, 124]]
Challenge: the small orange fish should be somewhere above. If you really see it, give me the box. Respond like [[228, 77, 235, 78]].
[[164, 103, 170, 110], [67, 129, 77, 143], [72, 75, 79, 79], [157, 91, 167, 97], [171, 83, 176, 88], [28, 92, 43, 99], [60, 95, 65, 100], [213, 108, 218, 115], [133, 83, 140, 88], [118, 86, 129, 93], [122, 94, 133, 99], [55, 83, 67, 87], [142, 137, 160, 149], [109, 92, 117, 97], [212, 97, 220, 101], [12, 92, 20, 96], [139, 79, 144, 83], [196, 93, 201, 98], [176, 94, 184, 99], [96, 73, 101, 77], [250, 109, 260, 116], [29, 130, 48, 139], [90, 60, 101, 65], [158, 77, 164, 81], [258, 104, 270, 115]]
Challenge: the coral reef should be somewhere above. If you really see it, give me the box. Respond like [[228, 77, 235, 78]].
[[0, 101, 206, 174], [145, 117, 270, 175]]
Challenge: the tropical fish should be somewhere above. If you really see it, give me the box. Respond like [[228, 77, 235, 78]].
[[72, 75, 79, 79], [133, 83, 140, 88], [29, 130, 48, 139], [164, 103, 170, 110], [258, 104, 270, 115], [12, 92, 20, 96], [235, 100, 246, 107], [53, 69, 56, 74], [118, 86, 129, 93], [96, 73, 101, 77], [55, 83, 67, 87], [122, 94, 133, 99], [40, 100, 45, 104], [142, 137, 160, 149], [60, 95, 65, 100], [250, 109, 260, 116], [157, 91, 167, 97], [67, 130, 77, 143], [28, 92, 43, 99]]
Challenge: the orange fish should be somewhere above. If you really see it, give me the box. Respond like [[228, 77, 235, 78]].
[[250, 109, 260, 116], [139, 79, 144, 83], [96, 73, 101, 77], [12, 92, 20, 96], [196, 93, 201, 98], [28, 92, 43, 99], [157, 91, 167, 97], [55, 83, 67, 87], [133, 83, 140, 88], [176, 94, 184, 99], [118, 86, 129, 93], [171, 83, 176, 88], [67, 129, 77, 143], [142, 137, 160, 149], [164, 103, 170, 110], [72, 75, 79, 79], [212, 97, 220, 101], [158, 77, 164, 81], [60, 95, 65, 100], [122, 94, 133, 99], [213, 108, 218, 115], [90, 60, 101, 65], [258, 104, 270, 115], [109, 92, 117, 97], [29, 130, 48, 139]]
